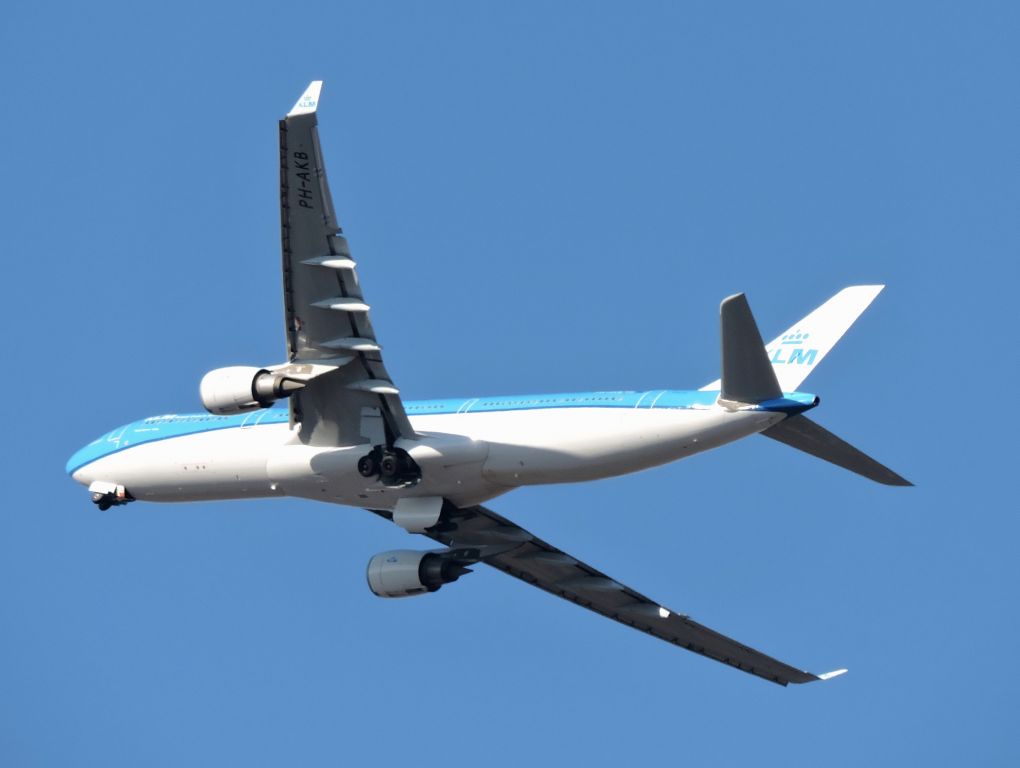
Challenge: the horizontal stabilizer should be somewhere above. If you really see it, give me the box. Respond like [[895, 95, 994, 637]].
[[763, 415, 912, 486], [719, 293, 782, 404]]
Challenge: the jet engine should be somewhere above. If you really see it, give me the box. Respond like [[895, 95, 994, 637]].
[[199, 366, 305, 415], [366, 549, 472, 598]]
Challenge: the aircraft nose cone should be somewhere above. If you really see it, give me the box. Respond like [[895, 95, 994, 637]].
[[66, 446, 95, 486]]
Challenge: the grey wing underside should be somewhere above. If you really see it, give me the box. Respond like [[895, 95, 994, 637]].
[[373, 502, 845, 686], [279, 82, 414, 446]]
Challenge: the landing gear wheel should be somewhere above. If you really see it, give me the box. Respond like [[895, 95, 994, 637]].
[[358, 445, 421, 486], [379, 454, 399, 479], [86, 483, 132, 511], [358, 454, 379, 478]]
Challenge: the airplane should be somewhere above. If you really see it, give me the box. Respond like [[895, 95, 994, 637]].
[[66, 81, 910, 686]]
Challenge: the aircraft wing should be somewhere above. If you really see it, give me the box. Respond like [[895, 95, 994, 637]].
[[411, 503, 846, 686], [280, 81, 415, 446]]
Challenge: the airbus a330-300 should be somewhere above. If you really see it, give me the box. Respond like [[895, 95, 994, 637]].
[[67, 82, 910, 686]]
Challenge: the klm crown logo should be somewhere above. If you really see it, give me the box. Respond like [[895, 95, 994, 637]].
[[768, 330, 818, 366]]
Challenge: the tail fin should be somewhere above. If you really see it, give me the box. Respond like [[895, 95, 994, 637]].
[[762, 414, 912, 486], [702, 285, 884, 393]]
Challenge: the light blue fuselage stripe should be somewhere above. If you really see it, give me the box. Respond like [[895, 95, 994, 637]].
[[65, 389, 817, 476]]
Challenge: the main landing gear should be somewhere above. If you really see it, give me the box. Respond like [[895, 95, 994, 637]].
[[357, 446, 421, 487]]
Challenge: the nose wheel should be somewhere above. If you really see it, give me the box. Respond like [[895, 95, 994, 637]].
[[91, 492, 113, 511], [88, 481, 133, 511]]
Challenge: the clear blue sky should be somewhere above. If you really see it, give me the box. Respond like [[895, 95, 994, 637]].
[[2, 2, 1018, 765]]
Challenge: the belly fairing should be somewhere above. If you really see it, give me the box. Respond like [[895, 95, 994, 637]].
[[265, 430, 505, 509]]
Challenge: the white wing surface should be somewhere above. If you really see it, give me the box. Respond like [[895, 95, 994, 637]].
[[375, 502, 846, 686], [280, 82, 414, 446]]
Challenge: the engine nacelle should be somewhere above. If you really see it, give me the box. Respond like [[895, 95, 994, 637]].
[[199, 366, 303, 415], [366, 549, 470, 598]]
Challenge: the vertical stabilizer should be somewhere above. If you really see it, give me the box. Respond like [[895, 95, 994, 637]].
[[702, 285, 884, 393]]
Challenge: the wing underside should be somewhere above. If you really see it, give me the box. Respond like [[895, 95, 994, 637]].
[[373, 502, 845, 686], [280, 82, 414, 446]]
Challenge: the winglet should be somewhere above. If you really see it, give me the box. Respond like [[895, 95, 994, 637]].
[[288, 80, 323, 117], [817, 668, 848, 681]]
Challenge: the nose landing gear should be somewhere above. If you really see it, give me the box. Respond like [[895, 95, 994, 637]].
[[88, 481, 133, 511], [357, 446, 421, 487]]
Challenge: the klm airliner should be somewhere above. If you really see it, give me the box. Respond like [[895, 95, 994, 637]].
[[67, 82, 910, 686]]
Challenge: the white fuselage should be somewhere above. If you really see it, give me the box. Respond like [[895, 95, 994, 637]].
[[68, 392, 796, 510]]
